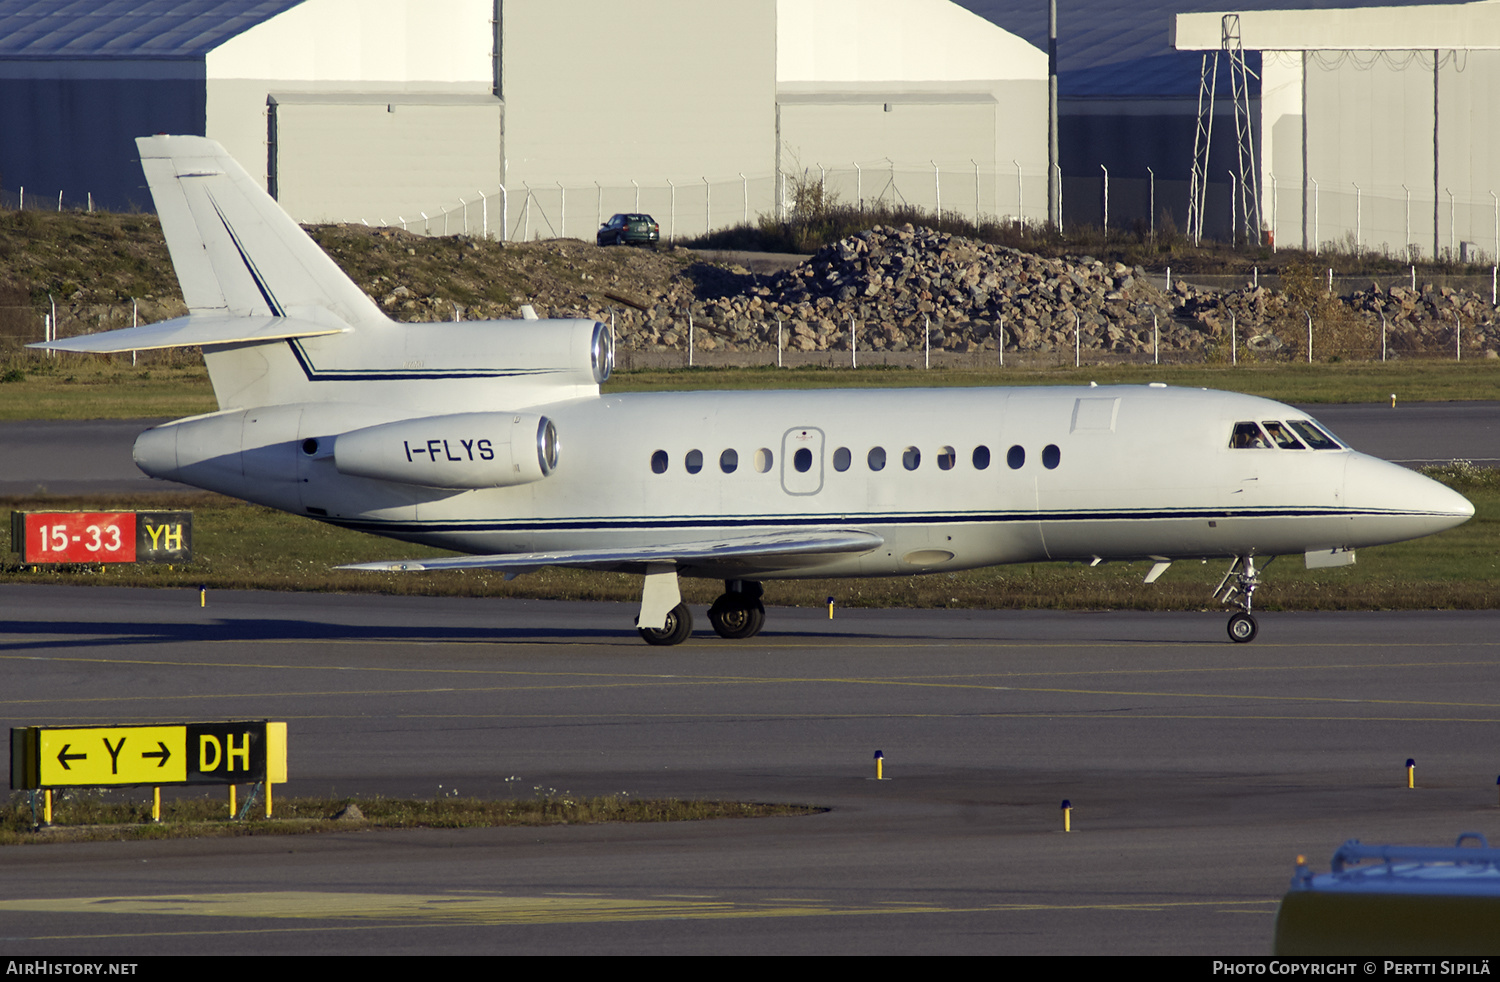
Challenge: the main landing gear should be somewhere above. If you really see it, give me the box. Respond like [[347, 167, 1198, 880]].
[[634, 576, 765, 646], [638, 602, 693, 646], [1214, 555, 1262, 643], [707, 580, 765, 640]]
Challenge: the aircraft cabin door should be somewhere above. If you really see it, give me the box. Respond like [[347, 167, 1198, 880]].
[[780, 426, 825, 496]]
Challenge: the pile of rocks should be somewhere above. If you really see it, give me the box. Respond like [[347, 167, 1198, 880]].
[[612, 225, 1207, 356]]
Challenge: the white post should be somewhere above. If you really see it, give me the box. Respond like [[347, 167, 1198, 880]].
[[854, 162, 862, 211], [459, 197, 467, 235], [1153, 312, 1159, 365], [595, 181, 602, 232], [1492, 190, 1498, 263], [1328, 268, 1333, 295], [667, 179, 676, 243], [1411, 265, 1416, 291], [57, 190, 62, 212], [998, 316, 1004, 367], [924, 314, 930, 369], [1147, 166, 1155, 240], [87, 192, 92, 213], [850, 316, 857, 368], [1231, 311, 1236, 365], [1456, 312, 1461, 361], [1101, 164, 1109, 235], [1402, 184, 1411, 257], [1228, 170, 1236, 243], [971, 158, 979, 228], [1307, 311, 1313, 364], [1055, 163, 1064, 228], [932, 161, 941, 223], [739, 173, 748, 225], [703, 177, 710, 235], [1382, 313, 1387, 362], [1074, 311, 1080, 367], [777, 317, 782, 368], [1013, 159, 1022, 226], [688, 312, 694, 367], [421, 211, 429, 235], [479, 190, 490, 240], [632, 179, 639, 212], [558, 182, 565, 239], [1353, 182, 1361, 251]]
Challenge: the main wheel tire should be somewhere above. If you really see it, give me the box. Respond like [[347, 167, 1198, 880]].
[[708, 596, 765, 640], [1227, 611, 1258, 643], [638, 602, 693, 646]]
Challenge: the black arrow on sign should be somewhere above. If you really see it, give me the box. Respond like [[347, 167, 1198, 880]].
[[141, 742, 171, 767], [56, 744, 86, 770]]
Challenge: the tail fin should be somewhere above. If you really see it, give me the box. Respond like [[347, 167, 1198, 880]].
[[137, 135, 387, 329]]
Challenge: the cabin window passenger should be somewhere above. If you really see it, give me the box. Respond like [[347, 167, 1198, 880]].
[[868, 447, 887, 471], [1230, 422, 1270, 449], [1042, 444, 1061, 469], [720, 449, 738, 473], [938, 446, 956, 470], [651, 450, 669, 474], [1007, 445, 1025, 469], [903, 446, 921, 470], [1261, 421, 1305, 450], [754, 448, 774, 473], [833, 447, 851, 472], [1287, 419, 1342, 450], [685, 449, 704, 473], [972, 446, 991, 469], [794, 447, 813, 473]]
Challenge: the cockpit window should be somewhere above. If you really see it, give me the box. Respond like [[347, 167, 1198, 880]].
[[1286, 419, 1343, 450], [1261, 421, 1305, 450], [1230, 422, 1270, 449]]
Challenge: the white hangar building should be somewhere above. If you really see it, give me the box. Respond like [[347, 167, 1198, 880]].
[[1176, 1, 1500, 259], [0, 0, 1047, 235]]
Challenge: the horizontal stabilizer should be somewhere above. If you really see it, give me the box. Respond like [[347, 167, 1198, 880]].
[[29, 315, 348, 354], [340, 529, 885, 575]]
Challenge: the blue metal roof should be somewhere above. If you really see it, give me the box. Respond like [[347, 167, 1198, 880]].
[[0, 0, 304, 59], [956, 0, 1460, 97]]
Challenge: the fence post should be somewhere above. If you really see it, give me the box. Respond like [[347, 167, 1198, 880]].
[[1147, 166, 1155, 240], [932, 161, 941, 223], [703, 177, 710, 236], [1100, 164, 1108, 235]]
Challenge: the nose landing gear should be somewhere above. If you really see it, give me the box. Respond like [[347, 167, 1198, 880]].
[[1215, 555, 1263, 643]]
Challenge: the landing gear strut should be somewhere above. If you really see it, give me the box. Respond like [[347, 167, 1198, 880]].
[[1214, 555, 1261, 643], [708, 580, 765, 639]]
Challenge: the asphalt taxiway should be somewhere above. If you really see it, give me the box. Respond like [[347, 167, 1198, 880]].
[[3, 585, 1499, 955]]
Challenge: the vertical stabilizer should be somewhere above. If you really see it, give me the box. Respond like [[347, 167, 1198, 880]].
[[136, 135, 387, 330]]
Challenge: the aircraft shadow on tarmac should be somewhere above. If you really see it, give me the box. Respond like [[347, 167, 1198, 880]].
[[0, 615, 940, 651]]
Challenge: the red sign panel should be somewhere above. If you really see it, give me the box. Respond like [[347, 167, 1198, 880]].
[[22, 513, 137, 563]]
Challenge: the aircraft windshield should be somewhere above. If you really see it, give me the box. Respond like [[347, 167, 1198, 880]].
[[1230, 419, 1343, 450]]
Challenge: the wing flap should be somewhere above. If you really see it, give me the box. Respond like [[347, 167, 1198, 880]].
[[29, 315, 348, 354], [340, 529, 885, 575]]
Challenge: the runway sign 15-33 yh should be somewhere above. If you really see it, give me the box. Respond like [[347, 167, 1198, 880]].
[[10, 510, 193, 563], [10, 721, 288, 790]]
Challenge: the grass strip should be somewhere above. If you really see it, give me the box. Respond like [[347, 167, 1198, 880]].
[[0, 792, 824, 845]]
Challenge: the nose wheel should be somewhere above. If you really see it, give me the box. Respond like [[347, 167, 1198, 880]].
[[1214, 555, 1265, 643]]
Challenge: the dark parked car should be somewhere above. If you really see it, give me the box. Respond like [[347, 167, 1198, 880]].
[[597, 213, 660, 246]]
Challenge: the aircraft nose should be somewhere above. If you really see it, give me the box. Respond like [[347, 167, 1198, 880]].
[[1344, 452, 1474, 541]]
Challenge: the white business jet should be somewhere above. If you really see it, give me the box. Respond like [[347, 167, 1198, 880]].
[[36, 136, 1474, 645]]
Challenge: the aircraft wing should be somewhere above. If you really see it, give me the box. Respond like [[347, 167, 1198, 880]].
[[29, 314, 348, 353], [339, 529, 885, 575]]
